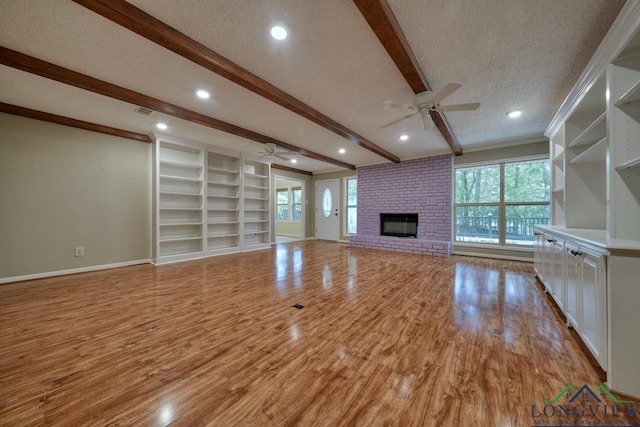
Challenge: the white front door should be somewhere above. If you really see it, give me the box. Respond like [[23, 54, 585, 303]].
[[315, 179, 339, 241]]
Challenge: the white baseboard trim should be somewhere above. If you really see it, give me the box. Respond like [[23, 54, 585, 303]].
[[453, 251, 533, 263], [0, 259, 151, 285], [305, 237, 349, 243], [152, 248, 243, 266]]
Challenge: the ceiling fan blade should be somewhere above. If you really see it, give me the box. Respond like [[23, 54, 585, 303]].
[[275, 154, 291, 161], [257, 154, 269, 160], [437, 102, 481, 112], [429, 83, 462, 104], [382, 112, 418, 128], [383, 101, 416, 110]]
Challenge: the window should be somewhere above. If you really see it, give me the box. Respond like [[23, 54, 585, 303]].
[[276, 187, 302, 222], [276, 189, 289, 221], [345, 177, 357, 234], [454, 159, 549, 246], [292, 188, 302, 221]]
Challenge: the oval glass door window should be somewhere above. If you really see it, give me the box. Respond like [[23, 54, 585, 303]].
[[322, 188, 332, 218]]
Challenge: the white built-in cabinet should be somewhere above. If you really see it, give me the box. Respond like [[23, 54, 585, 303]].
[[153, 136, 271, 264], [534, 231, 607, 369], [535, 1, 640, 398]]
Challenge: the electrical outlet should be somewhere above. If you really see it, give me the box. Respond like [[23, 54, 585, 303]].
[[74, 247, 84, 257]]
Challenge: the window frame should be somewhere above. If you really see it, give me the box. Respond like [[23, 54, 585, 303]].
[[344, 176, 357, 235], [276, 188, 290, 222], [291, 187, 302, 222], [453, 155, 550, 248]]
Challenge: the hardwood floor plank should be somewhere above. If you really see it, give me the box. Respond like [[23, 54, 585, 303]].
[[1, 241, 637, 426]]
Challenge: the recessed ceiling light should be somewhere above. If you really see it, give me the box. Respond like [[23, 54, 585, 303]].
[[156, 123, 168, 130], [339, 148, 346, 154], [196, 89, 210, 99], [399, 134, 409, 141], [271, 25, 287, 40], [507, 110, 522, 118], [291, 158, 298, 164]]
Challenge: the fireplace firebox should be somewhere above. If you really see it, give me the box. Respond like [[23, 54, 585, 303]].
[[380, 213, 418, 238]]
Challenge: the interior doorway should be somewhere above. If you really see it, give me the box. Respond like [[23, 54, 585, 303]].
[[274, 176, 305, 243]]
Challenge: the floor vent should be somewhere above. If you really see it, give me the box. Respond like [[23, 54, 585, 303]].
[[134, 106, 153, 116], [292, 304, 304, 309]]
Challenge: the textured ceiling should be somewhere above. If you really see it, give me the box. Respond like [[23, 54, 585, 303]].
[[0, 0, 626, 172]]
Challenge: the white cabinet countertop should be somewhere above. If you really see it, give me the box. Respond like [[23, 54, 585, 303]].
[[535, 225, 640, 253]]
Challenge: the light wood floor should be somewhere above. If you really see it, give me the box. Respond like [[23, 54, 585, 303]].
[[1, 241, 637, 426]]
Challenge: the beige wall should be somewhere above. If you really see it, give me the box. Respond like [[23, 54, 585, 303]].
[[313, 169, 358, 241], [0, 113, 151, 279], [275, 221, 302, 236]]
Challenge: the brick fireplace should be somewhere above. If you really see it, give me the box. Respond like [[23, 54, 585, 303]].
[[349, 155, 452, 256]]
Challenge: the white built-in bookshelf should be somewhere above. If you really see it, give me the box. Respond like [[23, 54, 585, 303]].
[[207, 152, 241, 254], [242, 161, 271, 249], [610, 44, 640, 241], [535, 2, 640, 399], [157, 141, 204, 259], [153, 136, 271, 263]]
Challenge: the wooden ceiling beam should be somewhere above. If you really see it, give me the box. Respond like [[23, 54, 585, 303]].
[[271, 163, 313, 176], [0, 102, 152, 143], [353, 0, 463, 156], [72, 0, 401, 164], [0, 46, 355, 170]]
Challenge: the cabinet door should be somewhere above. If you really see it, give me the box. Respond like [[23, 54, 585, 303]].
[[564, 243, 580, 328], [580, 249, 607, 368], [542, 236, 555, 292], [552, 240, 565, 310], [534, 231, 544, 279]]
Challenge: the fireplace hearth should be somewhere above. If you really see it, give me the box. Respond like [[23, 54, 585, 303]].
[[380, 213, 418, 238]]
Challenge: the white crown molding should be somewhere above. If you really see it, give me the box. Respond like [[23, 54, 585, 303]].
[[545, 0, 640, 137], [462, 136, 548, 153]]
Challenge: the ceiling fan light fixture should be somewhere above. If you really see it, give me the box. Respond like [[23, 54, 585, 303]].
[[421, 114, 434, 130], [507, 110, 522, 118]]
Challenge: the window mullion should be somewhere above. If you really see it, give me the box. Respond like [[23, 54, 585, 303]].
[[290, 189, 295, 221], [499, 162, 506, 245]]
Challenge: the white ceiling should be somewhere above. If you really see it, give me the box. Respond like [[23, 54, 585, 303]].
[[0, 0, 626, 173]]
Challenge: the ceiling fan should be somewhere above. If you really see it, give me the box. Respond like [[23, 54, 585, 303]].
[[253, 142, 299, 162], [382, 83, 480, 130]]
